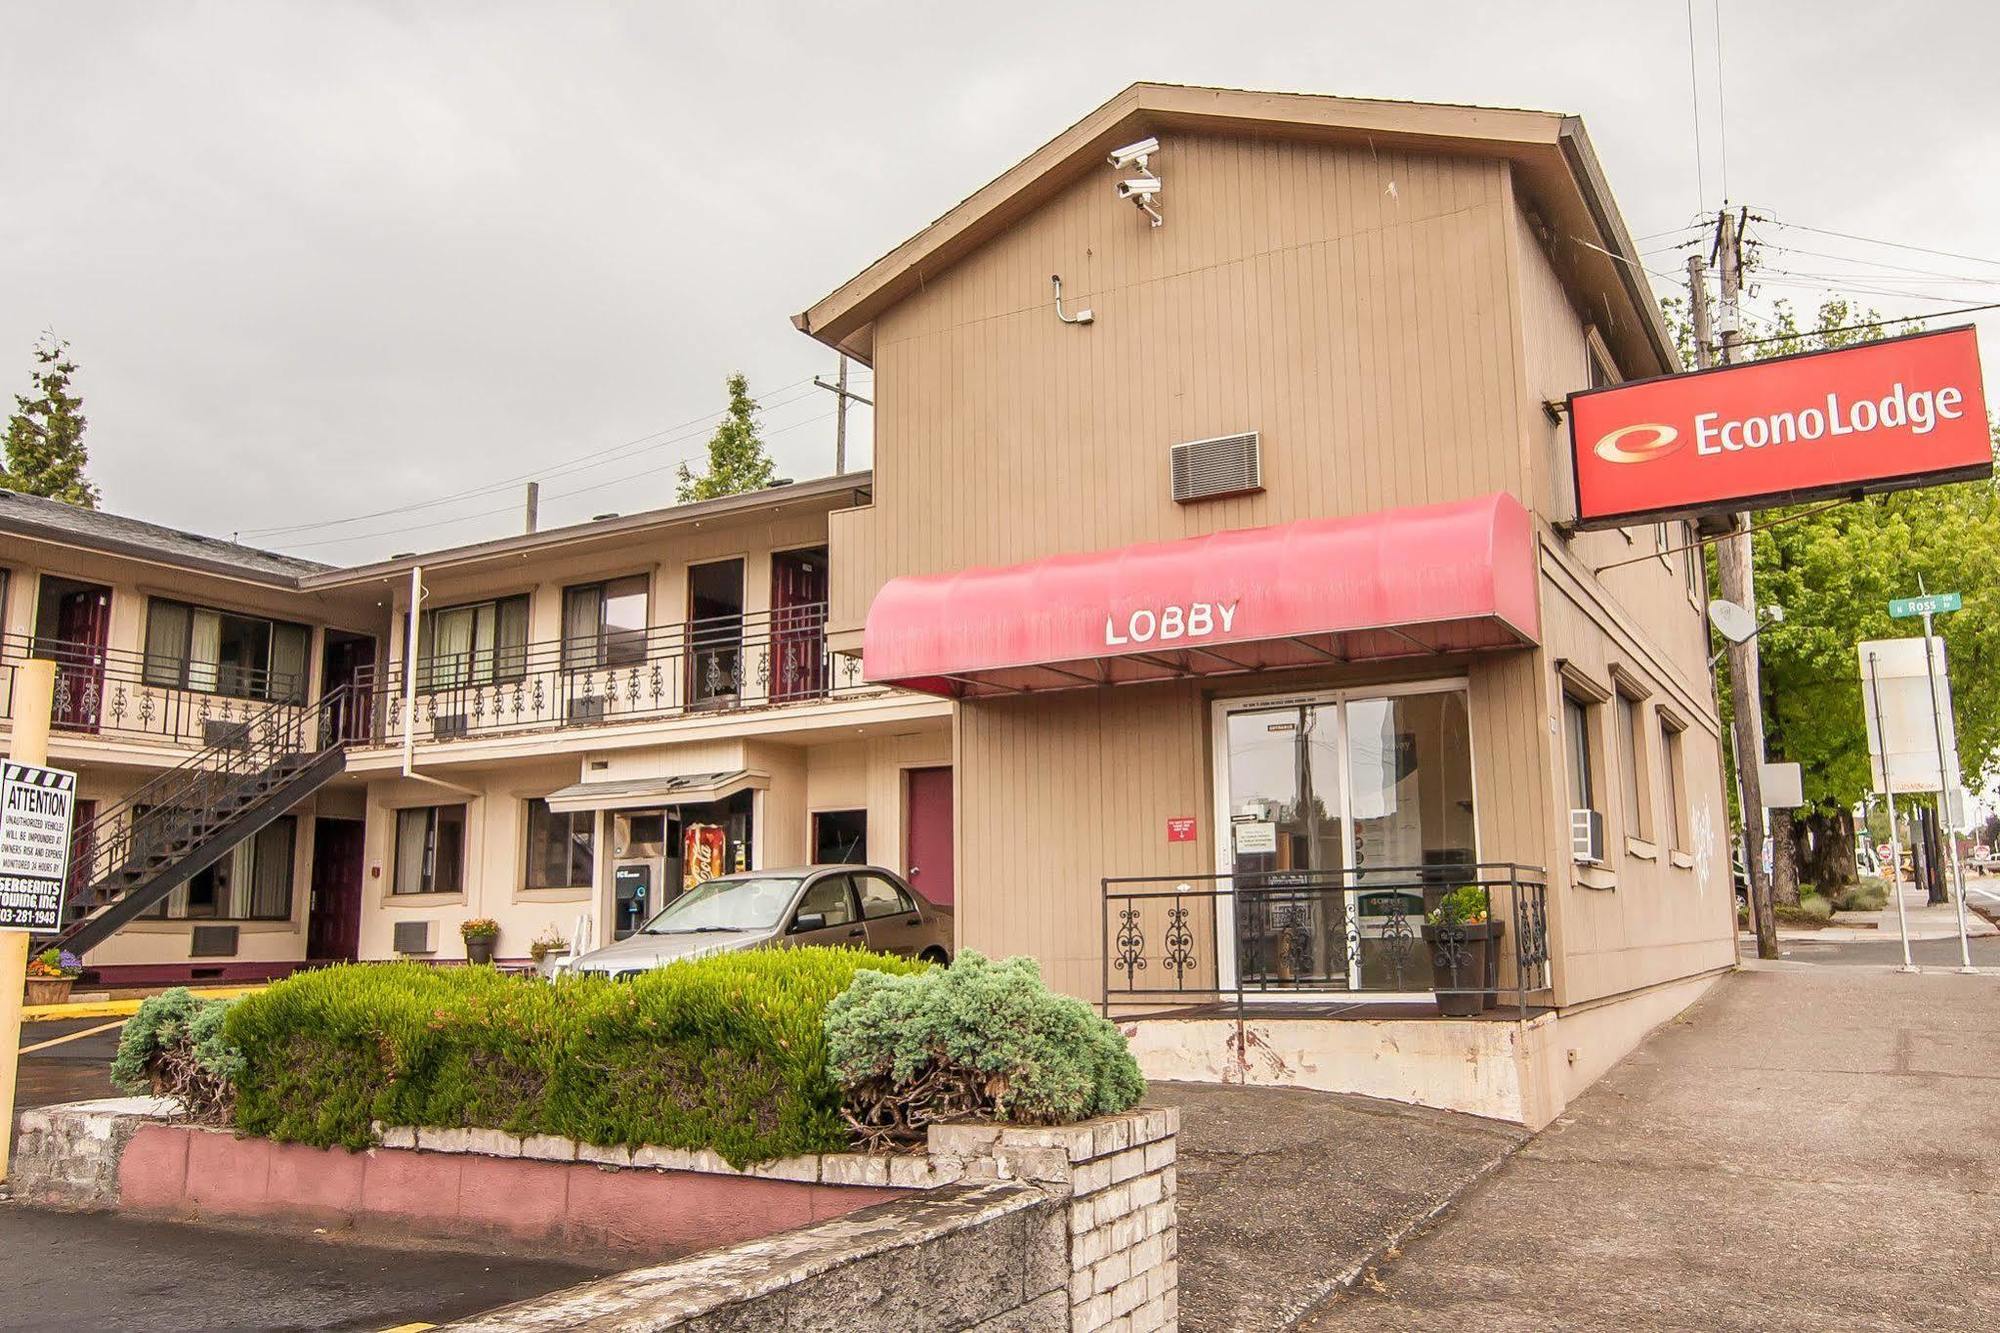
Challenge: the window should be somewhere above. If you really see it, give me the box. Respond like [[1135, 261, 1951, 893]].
[[143, 599, 310, 704], [394, 805, 466, 895], [1563, 695, 1596, 814], [854, 872, 916, 920], [812, 809, 868, 864], [418, 596, 529, 690], [796, 874, 857, 927], [562, 575, 649, 669], [1681, 522, 1702, 600], [525, 798, 593, 889], [1661, 717, 1689, 850], [1615, 691, 1648, 839], [147, 816, 295, 920]]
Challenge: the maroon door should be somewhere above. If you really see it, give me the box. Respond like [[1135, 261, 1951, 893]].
[[769, 548, 829, 702], [306, 817, 366, 962], [905, 766, 955, 906], [34, 578, 112, 733], [319, 630, 377, 743], [66, 798, 99, 917]]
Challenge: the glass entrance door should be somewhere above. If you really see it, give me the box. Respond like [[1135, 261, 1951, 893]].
[[1218, 685, 1478, 995]]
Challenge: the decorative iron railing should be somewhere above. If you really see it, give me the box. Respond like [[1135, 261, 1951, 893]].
[[59, 685, 360, 922], [360, 604, 876, 746], [0, 634, 306, 748], [1100, 863, 1551, 1020]]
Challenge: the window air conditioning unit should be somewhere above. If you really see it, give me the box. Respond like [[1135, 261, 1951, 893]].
[[1170, 431, 1262, 503], [190, 924, 239, 958], [432, 713, 470, 740], [393, 919, 438, 955], [569, 694, 608, 725], [1570, 808, 1606, 864]]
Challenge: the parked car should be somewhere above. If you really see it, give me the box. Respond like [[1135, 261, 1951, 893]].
[[560, 865, 953, 978]]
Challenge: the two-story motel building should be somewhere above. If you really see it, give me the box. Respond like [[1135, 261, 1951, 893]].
[[5, 85, 1735, 1126]]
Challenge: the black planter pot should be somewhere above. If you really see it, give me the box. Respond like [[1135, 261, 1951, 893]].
[[465, 936, 497, 965], [1421, 919, 1504, 1017]]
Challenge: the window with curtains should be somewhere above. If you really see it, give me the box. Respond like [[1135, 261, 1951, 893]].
[[524, 798, 593, 889], [416, 596, 529, 690], [143, 816, 296, 920], [561, 575, 648, 669], [142, 599, 310, 704], [394, 804, 466, 895]]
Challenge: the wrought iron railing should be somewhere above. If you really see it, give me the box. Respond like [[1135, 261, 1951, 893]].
[[361, 604, 876, 745], [61, 685, 360, 920], [0, 633, 307, 747], [1100, 864, 1551, 1020]]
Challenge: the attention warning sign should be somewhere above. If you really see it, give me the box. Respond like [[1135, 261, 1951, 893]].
[[0, 760, 77, 932]]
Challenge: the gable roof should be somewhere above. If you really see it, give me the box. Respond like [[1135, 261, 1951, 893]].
[[794, 81, 1678, 378], [0, 488, 330, 586]]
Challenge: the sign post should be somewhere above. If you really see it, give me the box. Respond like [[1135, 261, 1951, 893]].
[[1, 659, 65, 1180], [1892, 587, 1972, 970], [1862, 651, 1915, 971]]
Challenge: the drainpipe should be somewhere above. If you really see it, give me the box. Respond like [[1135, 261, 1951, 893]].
[[400, 562, 479, 798]]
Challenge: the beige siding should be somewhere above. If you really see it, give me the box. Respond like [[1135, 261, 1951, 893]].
[[831, 135, 1527, 635]]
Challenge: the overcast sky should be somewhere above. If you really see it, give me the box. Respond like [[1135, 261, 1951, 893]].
[[5, 2, 1998, 563]]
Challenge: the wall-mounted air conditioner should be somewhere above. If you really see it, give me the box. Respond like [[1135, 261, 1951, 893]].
[[1570, 809, 1606, 864], [432, 714, 469, 740], [393, 919, 438, 955], [1170, 431, 1262, 503], [190, 924, 239, 958]]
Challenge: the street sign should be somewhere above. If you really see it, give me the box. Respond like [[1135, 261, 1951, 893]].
[[1888, 592, 1961, 619], [0, 761, 77, 932]]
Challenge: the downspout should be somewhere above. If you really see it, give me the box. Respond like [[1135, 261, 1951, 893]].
[[400, 562, 480, 799]]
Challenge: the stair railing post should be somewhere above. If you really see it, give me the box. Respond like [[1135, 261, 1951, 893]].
[[2, 657, 58, 1180]]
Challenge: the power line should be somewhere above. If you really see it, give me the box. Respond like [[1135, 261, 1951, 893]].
[[1764, 219, 2000, 271], [1685, 0, 1705, 211], [1756, 242, 2000, 283], [1732, 300, 2000, 347], [1712, 0, 1730, 203], [239, 377, 819, 539]]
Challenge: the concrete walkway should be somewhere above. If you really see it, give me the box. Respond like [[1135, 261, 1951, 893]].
[[1305, 964, 2000, 1331]]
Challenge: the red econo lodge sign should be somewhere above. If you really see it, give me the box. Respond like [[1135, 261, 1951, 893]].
[[1569, 326, 1992, 528]]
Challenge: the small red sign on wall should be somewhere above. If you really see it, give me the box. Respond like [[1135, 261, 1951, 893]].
[[1166, 816, 1198, 843]]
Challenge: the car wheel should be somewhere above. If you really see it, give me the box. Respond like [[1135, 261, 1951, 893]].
[[918, 947, 950, 967]]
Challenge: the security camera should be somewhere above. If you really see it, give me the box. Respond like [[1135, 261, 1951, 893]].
[[1107, 137, 1160, 171], [1116, 178, 1162, 200]]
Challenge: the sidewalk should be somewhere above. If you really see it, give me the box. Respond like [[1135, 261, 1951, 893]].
[[1304, 963, 2000, 1330], [1751, 890, 1998, 944]]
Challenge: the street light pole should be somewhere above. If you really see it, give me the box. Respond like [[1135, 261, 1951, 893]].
[[1914, 594, 1973, 969]]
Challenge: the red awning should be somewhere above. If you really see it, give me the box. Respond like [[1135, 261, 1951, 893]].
[[863, 492, 1540, 698]]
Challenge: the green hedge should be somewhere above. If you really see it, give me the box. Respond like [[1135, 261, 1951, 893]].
[[225, 949, 921, 1165]]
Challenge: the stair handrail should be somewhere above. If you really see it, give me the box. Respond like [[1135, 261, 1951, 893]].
[[62, 685, 359, 919]]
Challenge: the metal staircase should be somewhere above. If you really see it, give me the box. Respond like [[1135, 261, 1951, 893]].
[[53, 686, 359, 956]]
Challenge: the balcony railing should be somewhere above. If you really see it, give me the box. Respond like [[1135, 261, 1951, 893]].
[[1101, 864, 1551, 1019], [0, 634, 308, 748], [362, 604, 873, 746]]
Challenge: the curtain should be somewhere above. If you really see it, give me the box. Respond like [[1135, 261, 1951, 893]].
[[270, 624, 309, 705], [249, 819, 294, 917], [430, 608, 475, 689], [496, 597, 530, 680], [563, 586, 603, 669], [187, 609, 221, 693], [394, 809, 431, 893], [143, 601, 191, 689]]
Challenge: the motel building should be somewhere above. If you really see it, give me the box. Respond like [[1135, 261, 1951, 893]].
[[3, 83, 1744, 1131]]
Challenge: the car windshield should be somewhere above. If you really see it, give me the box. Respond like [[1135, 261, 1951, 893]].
[[640, 877, 801, 934]]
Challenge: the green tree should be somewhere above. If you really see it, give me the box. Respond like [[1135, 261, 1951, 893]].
[[676, 373, 775, 502], [4, 333, 99, 508], [1720, 299, 2000, 898]]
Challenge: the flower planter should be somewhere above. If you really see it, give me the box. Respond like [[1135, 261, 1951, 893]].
[[464, 937, 496, 965], [25, 976, 76, 1006], [1421, 919, 1504, 1018]]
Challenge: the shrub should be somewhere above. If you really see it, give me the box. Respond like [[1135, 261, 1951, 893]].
[[1427, 885, 1490, 926], [1775, 893, 1834, 926], [224, 949, 922, 1164], [1831, 877, 1889, 912], [823, 952, 1146, 1149], [110, 988, 243, 1125]]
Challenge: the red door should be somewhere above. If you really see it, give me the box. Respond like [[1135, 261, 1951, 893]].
[[769, 547, 828, 702], [904, 766, 954, 906], [35, 578, 112, 733], [306, 817, 366, 962]]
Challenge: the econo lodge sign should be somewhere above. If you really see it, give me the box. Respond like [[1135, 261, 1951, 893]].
[[1568, 326, 1992, 528]]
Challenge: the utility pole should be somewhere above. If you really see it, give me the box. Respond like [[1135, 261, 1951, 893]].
[[1705, 206, 1777, 960], [524, 481, 539, 535], [813, 355, 872, 475]]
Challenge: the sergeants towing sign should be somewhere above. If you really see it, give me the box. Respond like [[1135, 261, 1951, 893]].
[[0, 760, 77, 932], [1568, 326, 1992, 529]]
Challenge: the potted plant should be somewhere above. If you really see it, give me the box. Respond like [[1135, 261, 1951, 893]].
[[1421, 886, 1504, 1018], [528, 927, 571, 979], [25, 948, 83, 1005], [460, 917, 500, 965]]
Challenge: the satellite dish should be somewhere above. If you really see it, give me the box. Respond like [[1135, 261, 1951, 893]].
[[1707, 599, 1758, 644]]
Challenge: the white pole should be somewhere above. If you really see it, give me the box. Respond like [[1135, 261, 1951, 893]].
[[402, 564, 422, 779], [1917, 611, 1973, 970], [1867, 651, 1915, 971]]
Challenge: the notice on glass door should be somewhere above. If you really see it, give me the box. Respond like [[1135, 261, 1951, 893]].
[[1233, 820, 1278, 855]]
